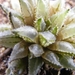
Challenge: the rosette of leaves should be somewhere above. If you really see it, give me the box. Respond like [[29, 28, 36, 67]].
[[0, 0, 75, 75]]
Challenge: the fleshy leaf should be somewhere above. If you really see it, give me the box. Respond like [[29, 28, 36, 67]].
[[57, 53, 75, 69], [45, 19, 51, 30], [27, 0, 37, 7], [35, 0, 50, 19], [25, 0, 37, 21], [52, 26, 57, 35], [29, 44, 44, 57], [9, 41, 28, 62], [19, 0, 34, 25], [50, 0, 65, 16], [49, 41, 75, 55], [50, 9, 68, 34], [39, 31, 56, 47], [57, 23, 75, 40], [64, 35, 75, 43], [12, 26, 38, 43], [29, 57, 43, 75], [64, 7, 75, 25], [10, 0, 21, 13], [34, 18, 46, 32], [42, 51, 61, 67], [0, 4, 21, 17], [9, 12, 24, 28], [0, 30, 21, 48], [0, 4, 24, 28], [71, 43, 75, 48], [0, 24, 12, 31], [6, 58, 28, 75]]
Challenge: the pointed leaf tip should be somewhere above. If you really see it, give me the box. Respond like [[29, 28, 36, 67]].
[[42, 51, 61, 67], [49, 41, 75, 55], [12, 26, 38, 43], [39, 31, 56, 47], [34, 18, 46, 32], [57, 53, 75, 69], [9, 41, 28, 62], [29, 44, 44, 57]]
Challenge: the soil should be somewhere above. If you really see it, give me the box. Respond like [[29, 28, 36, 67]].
[[0, 0, 75, 75]]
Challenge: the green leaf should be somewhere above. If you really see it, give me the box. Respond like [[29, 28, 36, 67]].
[[10, 0, 21, 13], [64, 7, 75, 25], [34, 18, 46, 32], [6, 58, 28, 75], [27, 0, 37, 7], [19, 0, 34, 25], [50, 9, 68, 34], [42, 51, 61, 68], [45, 19, 51, 30], [9, 41, 28, 62], [29, 44, 44, 57], [0, 4, 21, 17], [52, 26, 57, 35], [36, 0, 50, 19], [71, 43, 75, 48], [28, 57, 43, 75], [57, 53, 75, 69], [0, 30, 21, 48], [9, 12, 24, 28], [12, 26, 38, 43], [50, 0, 65, 15], [0, 4, 24, 28], [0, 24, 12, 31], [49, 41, 75, 55], [57, 23, 75, 40], [64, 35, 75, 43], [39, 31, 56, 47]]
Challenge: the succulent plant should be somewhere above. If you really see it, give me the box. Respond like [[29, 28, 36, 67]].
[[0, 0, 75, 75]]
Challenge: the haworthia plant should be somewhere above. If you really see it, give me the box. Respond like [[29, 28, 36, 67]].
[[0, 0, 75, 75]]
